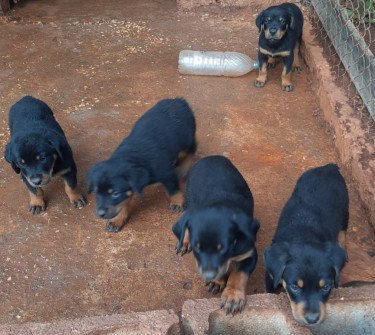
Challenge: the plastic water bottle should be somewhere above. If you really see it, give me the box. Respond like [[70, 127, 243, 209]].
[[178, 50, 259, 77]]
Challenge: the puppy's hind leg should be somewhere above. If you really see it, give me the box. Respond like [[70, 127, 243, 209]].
[[175, 151, 195, 181], [267, 56, 276, 69], [292, 42, 302, 73], [163, 172, 185, 213]]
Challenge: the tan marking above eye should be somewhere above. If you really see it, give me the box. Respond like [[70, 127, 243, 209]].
[[36, 155, 40, 160], [267, 17, 271, 22], [217, 243, 222, 251], [126, 190, 133, 196], [21, 159, 25, 164], [196, 242, 200, 250], [108, 189, 113, 194], [279, 17, 283, 22], [297, 279, 304, 288], [319, 279, 325, 288], [233, 239, 237, 246]]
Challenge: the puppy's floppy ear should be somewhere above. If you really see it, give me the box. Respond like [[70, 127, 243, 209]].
[[286, 8, 295, 30], [172, 211, 190, 250], [326, 242, 348, 288], [263, 242, 290, 289], [128, 166, 149, 197], [256, 10, 265, 32], [233, 212, 260, 241], [4, 143, 21, 174], [48, 136, 70, 161]]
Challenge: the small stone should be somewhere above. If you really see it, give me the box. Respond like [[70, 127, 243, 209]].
[[183, 282, 192, 290]]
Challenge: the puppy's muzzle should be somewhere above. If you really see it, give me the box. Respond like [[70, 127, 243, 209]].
[[26, 174, 51, 188], [198, 264, 229, 281], [96, 204, 122, 220]]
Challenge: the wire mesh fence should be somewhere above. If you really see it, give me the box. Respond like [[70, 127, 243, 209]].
[[304, 0, 375, 128]]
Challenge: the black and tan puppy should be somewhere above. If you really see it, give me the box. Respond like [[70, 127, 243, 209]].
[[264, 164, 348, 326], [4, 96, 86, 214], [87, 98, 196, 233], [254, 2, 303, 91], [173, 155, 259, 315]]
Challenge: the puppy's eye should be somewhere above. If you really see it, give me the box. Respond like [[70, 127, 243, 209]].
[[321, 283, 331, 293], [289, 284, 301, 294], [39, 156, 46, 162], [111, 191, 121, 198]]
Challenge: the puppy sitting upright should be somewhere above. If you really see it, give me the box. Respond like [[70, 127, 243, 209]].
[[173, 155, 259, 315], [88, 98, 196, 233], [254, 3, 303, 92], [264, 164, 348, 326], [4, 96, 86, 214]]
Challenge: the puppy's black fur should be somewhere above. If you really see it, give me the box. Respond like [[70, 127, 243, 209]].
[[4, 96, 86, 214], [255, 2, 303, 91], [263, 164, 348, 326], [173, 155, 259, 315], [88, 98, 196, 232]]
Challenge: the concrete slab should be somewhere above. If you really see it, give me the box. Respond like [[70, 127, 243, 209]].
[[0, 309, 178, 335], [180, 285, 375, 335]]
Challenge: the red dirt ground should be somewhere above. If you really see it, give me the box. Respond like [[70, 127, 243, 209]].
[[0, 0, 374, 325]]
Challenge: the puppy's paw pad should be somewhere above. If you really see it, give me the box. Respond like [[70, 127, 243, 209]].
[[72, 196, 86, 208], [106, 221, 125, 233], [220, 288, 245, 316], [282, 85, 294, 92], [169, 204, 185, 213], [254, 80, 265, 87], [29, 204, 46, 215]]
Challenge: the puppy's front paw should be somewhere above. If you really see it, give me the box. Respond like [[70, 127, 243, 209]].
[[207, 278, 227, 295], [29, 203, 46, 215], [220, 287, 246, 316], [175, 242, 191, 256], [169, 191, 185, 213], [106, 220, 126, 233], [72, 196, 86, 208], [282, 84, 294, 92], [254, 79, 266, 88], [169, 203, 185, 213]]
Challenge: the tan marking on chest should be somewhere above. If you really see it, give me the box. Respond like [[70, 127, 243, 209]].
[[260, 47, 291, 58], [231, 248, 254, 262]]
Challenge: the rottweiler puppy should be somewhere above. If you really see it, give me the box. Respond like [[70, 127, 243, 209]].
[[87, 98, 197, 233], [254, 3, 303, 91], [263, 164, 348, 326], [173, 155, 259, 315], [4, 96, 86, 214]]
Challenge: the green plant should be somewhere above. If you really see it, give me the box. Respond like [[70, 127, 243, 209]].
[[340, 0, 375, 23]]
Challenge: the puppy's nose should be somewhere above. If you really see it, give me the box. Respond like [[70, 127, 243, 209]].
[[305, 313, 319, 324], [32, 177, 42, 186], [97, 209, 107, 218], [270, 28, 277, 35]]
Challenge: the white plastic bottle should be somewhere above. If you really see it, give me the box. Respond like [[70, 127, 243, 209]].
[[178, 50, 259, 77]]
